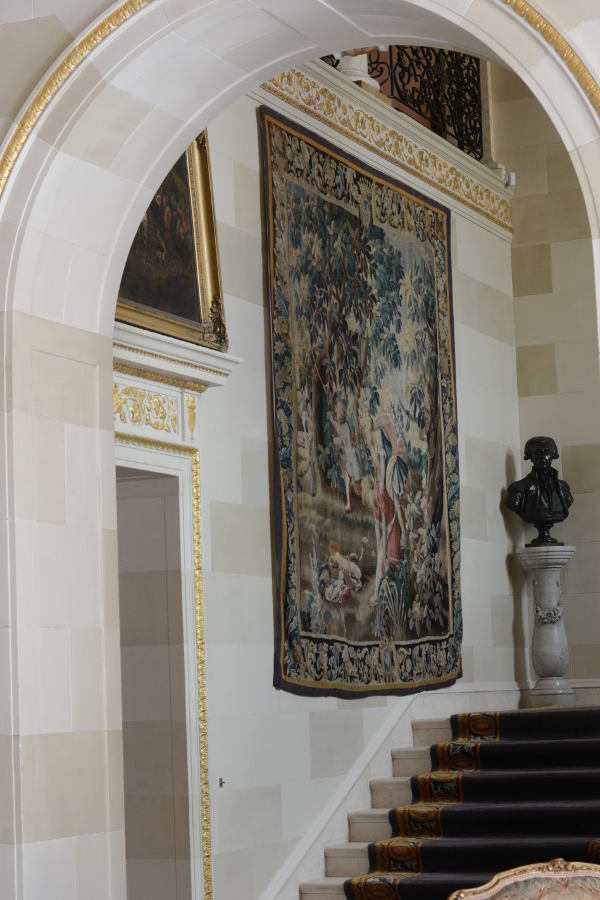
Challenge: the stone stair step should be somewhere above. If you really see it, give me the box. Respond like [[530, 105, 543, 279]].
[[391, 745, 431, 776], [370, 775, 412, 807], [325, 842, 370, 876], [300, 876, 347, 898], [348, 808, 393, 841], [411, 717, 452, 745]]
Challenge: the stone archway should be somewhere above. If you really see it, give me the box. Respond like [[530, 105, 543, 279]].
[[1, 1, 599, 334], [1, 2, 599, 898]]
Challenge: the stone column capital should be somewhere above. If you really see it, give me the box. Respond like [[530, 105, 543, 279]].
[[517, 545, 576, 570]]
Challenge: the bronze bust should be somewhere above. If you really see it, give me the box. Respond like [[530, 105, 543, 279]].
[[504, 436, 573, 546]]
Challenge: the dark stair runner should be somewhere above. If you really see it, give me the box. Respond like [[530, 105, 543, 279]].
[[344, 706, 600, 900]]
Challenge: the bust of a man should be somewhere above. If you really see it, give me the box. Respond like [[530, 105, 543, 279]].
[[504, 436, 573, 546]]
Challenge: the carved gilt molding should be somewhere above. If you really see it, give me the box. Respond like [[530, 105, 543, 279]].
[[186, 394, 197, 441], [113, 383, 179, 434], [501, 0, 600, 115], [262, 67, 513, 230], [0, 0, 152, 198], [113, 323, 240, 391], [113, 361, 209, 394]]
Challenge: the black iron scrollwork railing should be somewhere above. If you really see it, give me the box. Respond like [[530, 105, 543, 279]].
[[323, 46, 483, 161]]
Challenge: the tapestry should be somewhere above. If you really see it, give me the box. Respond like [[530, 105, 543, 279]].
[[261, 107, 461, 697]]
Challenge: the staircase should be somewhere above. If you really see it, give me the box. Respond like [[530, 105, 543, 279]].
[[299, 706, 600, 899]]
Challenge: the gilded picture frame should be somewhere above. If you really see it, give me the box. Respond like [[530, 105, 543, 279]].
[[116, 132, 228, 351]]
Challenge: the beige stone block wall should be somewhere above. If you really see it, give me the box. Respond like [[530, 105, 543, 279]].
[[490, 64, 600, 680], [0, 310, 126, 900], [116, 472, 191, 900]]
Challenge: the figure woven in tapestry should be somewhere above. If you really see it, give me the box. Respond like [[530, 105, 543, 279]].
[[261, 107, 461, 697]]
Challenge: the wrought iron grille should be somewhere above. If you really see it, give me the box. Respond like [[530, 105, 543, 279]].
[[323, 47, 483, 161]]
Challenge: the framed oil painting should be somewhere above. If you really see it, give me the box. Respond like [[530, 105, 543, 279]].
[[261, 107, 462, 698], [117, 132, 228, 351]]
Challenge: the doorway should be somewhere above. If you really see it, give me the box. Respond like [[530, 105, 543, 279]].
[[115, 448, 208, 899]]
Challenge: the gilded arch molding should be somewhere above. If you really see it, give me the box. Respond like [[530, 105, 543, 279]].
[[0, 0, 153, 197], [0, 0, 598, 203], [502, 0, 600, 113]]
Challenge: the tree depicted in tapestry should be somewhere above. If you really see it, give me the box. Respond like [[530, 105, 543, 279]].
[[261, 108, 461, 697]]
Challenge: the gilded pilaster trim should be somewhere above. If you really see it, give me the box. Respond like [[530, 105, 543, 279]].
[[115, 432, 213, 900], [0, 0, 152, 198], [186, 394, 197, 440], [500, 0, 600, 116]]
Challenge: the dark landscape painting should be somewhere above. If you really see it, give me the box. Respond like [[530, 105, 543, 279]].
[[119, 152, 201, 324]]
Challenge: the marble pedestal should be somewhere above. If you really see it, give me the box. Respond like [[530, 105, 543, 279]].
[[517, 545, 576, 708]]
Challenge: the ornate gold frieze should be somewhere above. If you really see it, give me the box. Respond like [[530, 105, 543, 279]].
[[113, 383, 178, 433], [115, 433, 212, 899], [262, 70, 513, 230]]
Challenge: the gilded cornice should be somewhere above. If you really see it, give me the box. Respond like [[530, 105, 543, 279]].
[[263, 69, 513, 230], [0, 0, 152, 198], [113, 360, 209, 393], [500, 0, 600, 117], [113, 342, 224, 381]]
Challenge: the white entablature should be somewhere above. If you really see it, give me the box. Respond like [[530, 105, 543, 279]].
[[113, 322, 241, 444]]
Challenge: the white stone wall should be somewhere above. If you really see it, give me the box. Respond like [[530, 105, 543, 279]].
[[490, 64, 600, 682], [200, 94, 521, 898]]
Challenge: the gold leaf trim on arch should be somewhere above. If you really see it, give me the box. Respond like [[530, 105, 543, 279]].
[[0, 0, 152, 198], [501, 0, 600, 114], [263, 70, 513, 231], [0, 0, 597, 213], [115, 432, 213, 900]]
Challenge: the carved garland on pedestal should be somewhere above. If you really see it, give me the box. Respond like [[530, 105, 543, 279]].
[[535, 603, 562, 624]]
